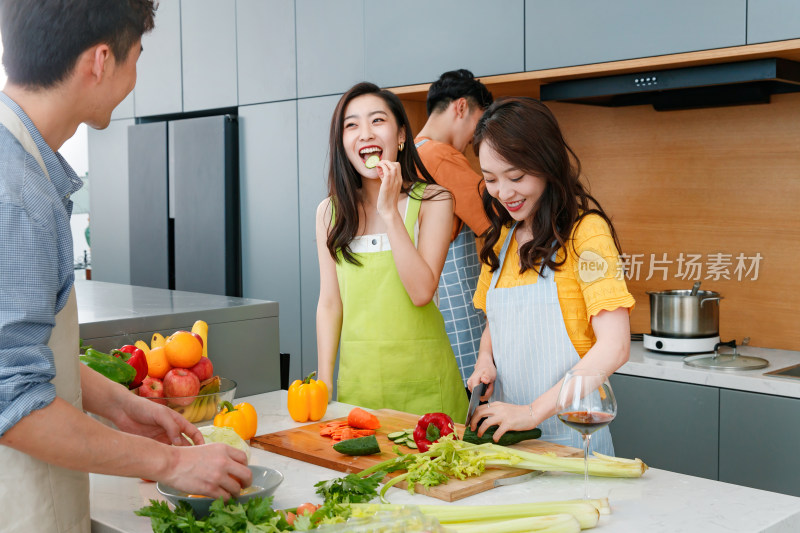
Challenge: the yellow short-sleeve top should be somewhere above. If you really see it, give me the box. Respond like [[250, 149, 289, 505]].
[[473, 213, 635, 357]]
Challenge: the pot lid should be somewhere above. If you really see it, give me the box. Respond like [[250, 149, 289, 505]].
[[684, 353, 769, 371], [683, 337, 767, 371]]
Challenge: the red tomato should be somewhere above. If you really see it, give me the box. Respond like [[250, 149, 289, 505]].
[[285, 511, 297, 525], [296, 503, 318, 517]]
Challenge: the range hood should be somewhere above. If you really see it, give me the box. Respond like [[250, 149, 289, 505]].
[[540, 58, 800, 111]]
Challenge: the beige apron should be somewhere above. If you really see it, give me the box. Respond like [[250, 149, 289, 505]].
[[0, 98, 91, 532]]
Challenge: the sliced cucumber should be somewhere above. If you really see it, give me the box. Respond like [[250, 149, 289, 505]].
[[405, 439, 418, 449], [387, 431, 407, 440], [365, 155, 380, 169]]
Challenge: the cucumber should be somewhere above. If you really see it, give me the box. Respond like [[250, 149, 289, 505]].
[[365, 155, 380, 169], [387, 431, 407, 441], [333, 435, 381, 456], [405, 439, 418, 449], [462, 426, 542, 446]]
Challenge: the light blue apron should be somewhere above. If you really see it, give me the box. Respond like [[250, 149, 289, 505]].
[[415, 138, 486, 386], [486, 222, 614, 455]]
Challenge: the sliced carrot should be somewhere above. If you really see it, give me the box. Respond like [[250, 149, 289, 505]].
[[347, 407, 380, 430]]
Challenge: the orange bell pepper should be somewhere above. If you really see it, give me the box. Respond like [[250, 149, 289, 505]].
[[288, 371, 328, 422], [213, 401, 258, 440]]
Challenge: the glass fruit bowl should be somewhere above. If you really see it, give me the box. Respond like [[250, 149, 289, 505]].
[[142, 377, 237, 425]]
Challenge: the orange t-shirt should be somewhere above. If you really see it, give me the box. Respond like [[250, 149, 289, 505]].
[[415, 136, 490, 241], [473, 214, 636, 356]]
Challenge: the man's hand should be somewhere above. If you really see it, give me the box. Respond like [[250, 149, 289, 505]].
[[111, 393, 203, 447]]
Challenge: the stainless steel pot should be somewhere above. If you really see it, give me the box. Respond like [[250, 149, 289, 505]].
[[647, 289, 723, 338]]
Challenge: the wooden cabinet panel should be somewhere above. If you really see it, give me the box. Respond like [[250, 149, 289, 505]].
[[748, 0, 800, 44], [181, 0, 238, 111], [238, 101, 302, 372], [609, 374, 719, 480], [525, 0, 746, 71], [719, 389, 800, 497], [236, 0, 297, 104], [296, 0, 364, 98], [134, 0, 182, 117], [365, 0, 524, 88]]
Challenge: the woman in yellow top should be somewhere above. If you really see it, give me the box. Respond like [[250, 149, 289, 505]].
[[466, 97, 635, 454]]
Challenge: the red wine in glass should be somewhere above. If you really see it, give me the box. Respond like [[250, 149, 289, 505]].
[[557, 411, 615, 435]]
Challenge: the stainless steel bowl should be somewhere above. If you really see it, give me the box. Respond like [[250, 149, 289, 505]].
[[647, 289, 722, 338], [157, 465, 283, 517]]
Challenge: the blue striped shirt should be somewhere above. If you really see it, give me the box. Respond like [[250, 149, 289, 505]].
[[0, 92, 83, 437]]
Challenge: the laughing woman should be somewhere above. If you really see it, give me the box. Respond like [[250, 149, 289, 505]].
[[315, 82, 468, 422], [467, 97, 635, 453]]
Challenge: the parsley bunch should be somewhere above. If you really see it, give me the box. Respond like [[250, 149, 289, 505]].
[[313, 470, 386, 505], [135, 496, 288, 532]]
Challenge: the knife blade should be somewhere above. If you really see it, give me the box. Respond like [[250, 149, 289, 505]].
[[464, 382, 487, 429]]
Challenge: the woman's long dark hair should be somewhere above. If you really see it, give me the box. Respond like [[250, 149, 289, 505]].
[[326, 82, 436, 265], [473, 97, 622, 275]]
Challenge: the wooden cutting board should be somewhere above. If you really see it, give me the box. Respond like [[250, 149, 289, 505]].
[[251, 409, 582, 502]]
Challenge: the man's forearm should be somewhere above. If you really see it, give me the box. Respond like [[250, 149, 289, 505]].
[[0, 396, 173, 479]]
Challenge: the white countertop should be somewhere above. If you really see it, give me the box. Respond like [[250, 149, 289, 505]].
[[90, 390, 800, 533], [617, 341, 800, 399]]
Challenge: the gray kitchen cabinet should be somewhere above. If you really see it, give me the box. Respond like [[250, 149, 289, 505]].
[[747, 0, 800, 44], [236, 0, 297, 105], [181, 0, 238, 112], [297, 95, 340, 382], [365, 0, 524, 88], [296, 0, 364, 98], [87, 119, 134, 285], [134, 0, 182, 117], [719, 389, 800, 497], [525, 0, 746, 71], [609, 374, 719, 480], [238, 101, 301, 380], [128, 122, 169, 290]]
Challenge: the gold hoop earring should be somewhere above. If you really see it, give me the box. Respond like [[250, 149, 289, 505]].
[[398, 142, 404, 152]]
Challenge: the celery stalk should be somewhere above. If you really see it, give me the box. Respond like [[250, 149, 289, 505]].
[[450, 513, 581, 533], [351, 500, 600, 530]]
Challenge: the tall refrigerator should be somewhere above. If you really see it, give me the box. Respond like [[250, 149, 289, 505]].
[[127, 114, 241, 297]]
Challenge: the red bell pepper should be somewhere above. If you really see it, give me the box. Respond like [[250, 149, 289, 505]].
[[114, 345, 149, 389], [413, 412, 457, 452]]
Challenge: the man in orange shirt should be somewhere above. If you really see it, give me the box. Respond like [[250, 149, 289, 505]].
[[415, 69, 493, 392]]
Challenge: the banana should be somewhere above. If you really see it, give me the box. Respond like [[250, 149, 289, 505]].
[[191, 320, 209, 358], [151, 332, 166, 350], [194, 397, 209, 422], [205, 397, 218, 420], [134, 340, 150, 355], [173, 402, 195, 422]]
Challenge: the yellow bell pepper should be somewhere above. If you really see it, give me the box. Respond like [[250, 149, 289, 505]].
[[288, 371, 328, 422], [213, 401, 257, 440]]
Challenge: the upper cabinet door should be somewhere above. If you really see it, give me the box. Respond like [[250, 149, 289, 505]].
[[748, 0, 800, 44], [182, 0, 238, 112], [296, 0, 364, 98], [365, 0, 525, 88], [237, 0, 297, 105], [134, 0, 183, 117], [525, 0, 746, 71]]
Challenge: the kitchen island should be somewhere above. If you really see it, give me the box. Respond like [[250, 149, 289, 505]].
[[90, 390, 800, 533]]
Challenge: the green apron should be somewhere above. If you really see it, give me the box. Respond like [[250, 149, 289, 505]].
[[336, 183, 468, 421]]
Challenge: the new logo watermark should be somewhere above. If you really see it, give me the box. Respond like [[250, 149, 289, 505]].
[[577, 250, 609, 283]]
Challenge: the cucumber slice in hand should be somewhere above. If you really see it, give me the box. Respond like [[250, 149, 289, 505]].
[[365, 155, 380, 169]]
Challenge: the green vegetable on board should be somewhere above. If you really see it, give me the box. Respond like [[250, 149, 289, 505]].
[[332, 434, 381, 456], [462, 426, 542, 446]]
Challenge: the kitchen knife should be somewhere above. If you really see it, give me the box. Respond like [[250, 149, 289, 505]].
[[464, 382, 487, 430]]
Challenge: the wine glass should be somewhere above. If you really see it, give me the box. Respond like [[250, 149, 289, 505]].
[[556, 369, 617, 499]]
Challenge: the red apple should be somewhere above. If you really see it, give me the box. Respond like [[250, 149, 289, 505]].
[[191, 332, 204, 349], [139, 376, 167, 405], [163, 368, 200, 406], [188, 356, 213, 381]]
